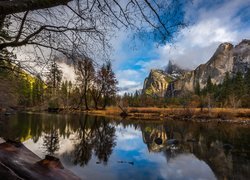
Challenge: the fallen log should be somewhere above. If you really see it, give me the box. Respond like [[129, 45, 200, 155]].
[[0, 140, 80, 180]]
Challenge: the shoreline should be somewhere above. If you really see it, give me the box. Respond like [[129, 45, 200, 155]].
[[85, 107, 250, 125], [2, 107, 250, 125]]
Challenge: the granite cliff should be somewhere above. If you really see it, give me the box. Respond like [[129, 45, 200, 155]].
[[142, 39, 250, 97], [142, 69, 173, 97]]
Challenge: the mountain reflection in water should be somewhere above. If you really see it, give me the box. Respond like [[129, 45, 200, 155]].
[[0, 112, 249, 180]]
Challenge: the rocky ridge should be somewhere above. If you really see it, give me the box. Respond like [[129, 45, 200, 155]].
[[142, 69, 173, 97], [142, 39, 250, 97]]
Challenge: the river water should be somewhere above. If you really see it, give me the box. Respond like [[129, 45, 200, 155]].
[[0, 112, 250, 180]]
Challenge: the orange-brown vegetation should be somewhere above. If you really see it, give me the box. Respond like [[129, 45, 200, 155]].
[[88, 107, 250, 123]]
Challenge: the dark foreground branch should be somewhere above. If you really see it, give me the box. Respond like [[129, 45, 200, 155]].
[[0, 0, 72, 15]]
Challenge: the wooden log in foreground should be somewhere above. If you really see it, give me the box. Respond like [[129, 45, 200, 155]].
[[0, 140, 80, 180]]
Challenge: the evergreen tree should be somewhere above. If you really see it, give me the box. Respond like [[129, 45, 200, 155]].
[[206, 76, 213, 94], [61, 80, 68, 108], [18, 76, 32, 106], [194, 82, 201, 96], [46, 59, 62, 109], [32, 75, 44, 106], [245, 68, 250, 94], [97, 62, 118, 109], [233, 71, 245, 99]]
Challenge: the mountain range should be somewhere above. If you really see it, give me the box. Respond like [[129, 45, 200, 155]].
[[142, 39, 250, 97]]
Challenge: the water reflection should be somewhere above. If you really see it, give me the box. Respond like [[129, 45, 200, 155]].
[[43, 129, 60, 155], [62, 115, 116, 166], [0, 113, 250, 180]]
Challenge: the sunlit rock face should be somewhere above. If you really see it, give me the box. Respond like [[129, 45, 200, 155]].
[[141, 126, 168, 152], [172, 39, 250, 93], [143, 69, 173, 97], [142, 61, 186, 97], [143, 39, 250, 96]]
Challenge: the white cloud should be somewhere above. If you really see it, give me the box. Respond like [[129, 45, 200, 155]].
[[117, 79, 142, 95], [115, 69, 144, 94], [58, 62, 76, 82], [116, 69, 141, 80], [137, 0, 250, 70], [111, 0, 250, 94]]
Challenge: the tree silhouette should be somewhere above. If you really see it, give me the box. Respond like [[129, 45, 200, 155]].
[[0, 0, 186, 70], [93, 117, 116, 164], [71, 116, 95, 166], [43, 129, 60, 155]]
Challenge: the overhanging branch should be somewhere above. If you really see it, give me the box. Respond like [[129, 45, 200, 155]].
[[0, 0, 72, 15]]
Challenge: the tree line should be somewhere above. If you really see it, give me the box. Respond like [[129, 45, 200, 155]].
[[59, 58, 118, 110], [196, 70, 250, 109], [0, 57, 118, 110], [120, 69, 250, 109]]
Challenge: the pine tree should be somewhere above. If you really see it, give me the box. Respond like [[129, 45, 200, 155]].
[[32, 75, 44, 106], [97, 62, 118, 109], [245, 68, 250, 94], [206, 76, 213, 94], [194, 82, 201, 96], [234, 71, 245, 99], [18, 76, 32, 106]]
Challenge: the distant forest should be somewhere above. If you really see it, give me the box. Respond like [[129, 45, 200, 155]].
[[122, 69, 250, 109], [0, 58, 117, 110], [1, 57, 250, 110]]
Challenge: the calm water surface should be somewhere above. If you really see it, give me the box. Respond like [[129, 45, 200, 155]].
[[0, 112, 250, 180]]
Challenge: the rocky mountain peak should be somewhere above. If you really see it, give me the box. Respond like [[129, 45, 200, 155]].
[[165, 60, 187, 79], [238, 39, 250, 46], [143, 69, 173, 97], [218, 42, 233, 51], [142, 39, 250, 97]]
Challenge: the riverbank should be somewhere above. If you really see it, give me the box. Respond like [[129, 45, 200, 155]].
[[2, 106, 250, 125], [86, 107, 250, 125]]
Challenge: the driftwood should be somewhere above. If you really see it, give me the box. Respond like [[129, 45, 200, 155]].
[[118, 105, 128, 118], [0, 140, 80, 180]]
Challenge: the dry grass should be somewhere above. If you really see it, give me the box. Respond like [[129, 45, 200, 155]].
[[88, 107, 250, 122]]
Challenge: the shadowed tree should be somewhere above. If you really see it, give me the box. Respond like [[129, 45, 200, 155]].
[[203, 76, 214, 112], [45, 57, 63, 109], [32, 74, 44, 105], [46, 58, 63, 95], [97, 62, 118, 109], [75, 57, 95, 110]]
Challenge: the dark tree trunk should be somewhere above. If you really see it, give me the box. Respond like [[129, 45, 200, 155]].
[[84, 84, 89, 110], [102, 96, 107, 110], [94, 99, 98, 110], [0, 0, 72, 15], [84, 94, 89, 110]]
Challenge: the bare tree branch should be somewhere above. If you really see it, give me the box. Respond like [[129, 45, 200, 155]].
[[0, 0, 72, 15]]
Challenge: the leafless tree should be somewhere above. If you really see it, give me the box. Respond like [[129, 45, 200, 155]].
[[75, 57, 95, 110], [0, 0, 187, 72]]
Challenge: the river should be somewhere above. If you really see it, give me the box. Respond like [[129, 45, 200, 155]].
[[0, 112, 249, 179]]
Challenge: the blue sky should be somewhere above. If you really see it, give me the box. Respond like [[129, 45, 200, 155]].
[[111, 0, 250, 94]]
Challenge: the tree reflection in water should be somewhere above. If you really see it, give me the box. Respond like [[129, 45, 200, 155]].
[[93, 117, 116, 164], [71, 115, 94, 166], [64, 115, 116, 166], [0, 113, 250, 179], [43, 129, 60, 155]]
